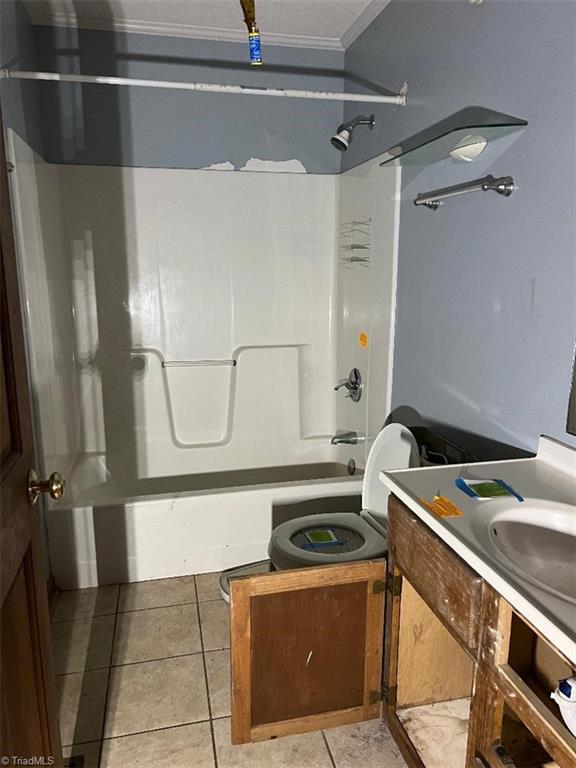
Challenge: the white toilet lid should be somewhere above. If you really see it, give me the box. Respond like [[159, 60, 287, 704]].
[[362, 423, 419, 512]]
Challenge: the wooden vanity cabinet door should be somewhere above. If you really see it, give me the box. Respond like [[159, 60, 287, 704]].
[[229, 560, 386, 744]]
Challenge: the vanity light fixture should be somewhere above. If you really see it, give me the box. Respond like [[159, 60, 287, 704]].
[[379, 107, 527, 168], [449, 135, 488, 162]]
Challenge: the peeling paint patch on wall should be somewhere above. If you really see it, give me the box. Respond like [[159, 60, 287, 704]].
[[201, 161, 235, 171], [240, 158, 308, 173], [201, 158, 309, 173]]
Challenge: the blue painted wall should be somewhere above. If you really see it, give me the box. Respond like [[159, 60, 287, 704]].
[[34, 26, 345, 172], [344, 0, 576, 451]]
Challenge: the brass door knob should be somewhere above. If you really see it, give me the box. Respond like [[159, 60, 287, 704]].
[[27, 469, 65, 506]]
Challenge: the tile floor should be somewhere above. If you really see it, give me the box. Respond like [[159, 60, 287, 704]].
[[53, 572, 407, 768]]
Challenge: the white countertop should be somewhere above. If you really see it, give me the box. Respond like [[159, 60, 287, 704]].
[[381, 436, 576, 665]]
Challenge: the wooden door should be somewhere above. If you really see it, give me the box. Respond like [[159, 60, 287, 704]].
[[0, 119, 62, 765], [230, 559, 386, 744]]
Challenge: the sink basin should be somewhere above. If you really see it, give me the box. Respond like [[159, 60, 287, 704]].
[[477, 500, 576, 604]]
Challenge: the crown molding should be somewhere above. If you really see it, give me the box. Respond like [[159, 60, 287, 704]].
[[27, 0, 392, 51], [28, 11, 345, 51], [340, 0, 392, 49]]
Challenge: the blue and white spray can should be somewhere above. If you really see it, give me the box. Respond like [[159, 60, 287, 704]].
[[249, 23, 262, 66]]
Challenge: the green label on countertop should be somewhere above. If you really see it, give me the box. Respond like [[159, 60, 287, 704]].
[[468, 481, 511, 498]]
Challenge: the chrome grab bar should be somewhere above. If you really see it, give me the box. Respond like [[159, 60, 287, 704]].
[[162, 359, 237, 368]]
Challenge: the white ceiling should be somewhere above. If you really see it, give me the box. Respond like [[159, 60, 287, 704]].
[[24, 0, 391, 50]]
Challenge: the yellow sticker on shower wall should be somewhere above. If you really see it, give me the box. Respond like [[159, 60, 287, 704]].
[[359, 332, 369, 348]]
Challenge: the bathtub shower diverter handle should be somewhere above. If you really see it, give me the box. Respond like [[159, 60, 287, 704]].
[[334, 368, 363, 402]]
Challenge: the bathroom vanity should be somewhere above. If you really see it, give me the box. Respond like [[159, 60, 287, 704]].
[[385, 496, 575, 767], [383, 436, 576, 767], [229, 436, 576, 767]]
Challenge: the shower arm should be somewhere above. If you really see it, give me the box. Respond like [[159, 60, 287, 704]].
[[334, 115, 375, 135]]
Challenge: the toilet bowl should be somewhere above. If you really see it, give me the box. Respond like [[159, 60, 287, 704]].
[[268, 423, 420, 570]]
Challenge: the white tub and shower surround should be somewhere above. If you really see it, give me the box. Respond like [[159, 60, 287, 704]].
[[10, 133, 340, 484], [63, 163, 339, 478], [9, 130, 400, 587]]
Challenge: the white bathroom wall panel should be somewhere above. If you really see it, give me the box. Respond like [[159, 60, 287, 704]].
[[335, 160, 400, 468], [20, 160, 339, 479], [8, 132, 82, 479]]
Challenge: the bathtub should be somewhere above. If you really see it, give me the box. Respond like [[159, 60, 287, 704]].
[[47, 461, 363, 589]]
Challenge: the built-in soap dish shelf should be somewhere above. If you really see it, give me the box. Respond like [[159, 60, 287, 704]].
[[339, 218, 372, 269]]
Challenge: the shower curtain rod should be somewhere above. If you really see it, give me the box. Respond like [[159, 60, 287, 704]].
[[1, 69, 408, 105]]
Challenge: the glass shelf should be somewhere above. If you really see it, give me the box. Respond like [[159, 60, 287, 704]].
[[379, 106, 527, 167]]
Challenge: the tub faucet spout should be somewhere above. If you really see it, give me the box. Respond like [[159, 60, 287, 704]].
[[331, 430, 359, 445]]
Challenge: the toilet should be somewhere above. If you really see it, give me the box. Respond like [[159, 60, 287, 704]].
[[268, 423, 420, 570], [219, 422, 466, 602], [218, 422, 420, 601]]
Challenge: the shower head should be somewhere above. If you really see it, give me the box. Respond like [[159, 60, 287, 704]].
[[330, 114, 375, 152], [331, 128, 352, 152]]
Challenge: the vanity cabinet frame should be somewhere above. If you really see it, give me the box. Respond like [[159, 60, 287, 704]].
[[384, 496, 482, 767], [470, 592, 576, 768], [386, 495, 576, 768]]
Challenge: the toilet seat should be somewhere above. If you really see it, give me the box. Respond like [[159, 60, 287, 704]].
[[268, 423, 419, 570], [268, 512, 387, 570]]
